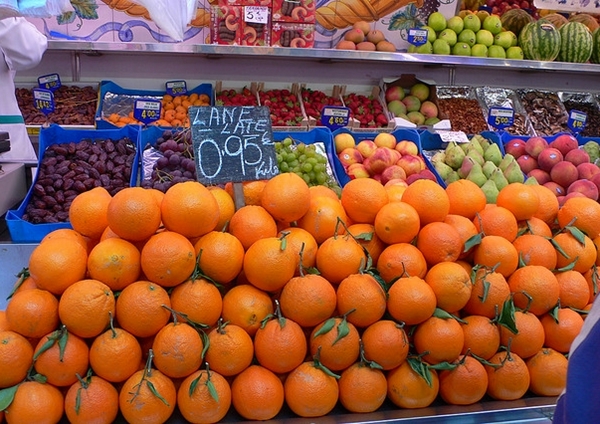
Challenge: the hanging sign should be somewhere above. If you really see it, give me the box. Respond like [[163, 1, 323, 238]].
[[32, 88, 55, 115], [133, 99, 162, 125], [408, 28, 428, 46], [321, 105, 350, 130], [488, 107, 515, 130], [38, 73, 61, 91], [166, 80, 187, 96], [567, 109, 587, 134]]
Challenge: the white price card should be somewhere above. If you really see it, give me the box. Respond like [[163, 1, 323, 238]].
[[436, 130, 470, 144], [244, 6, 269, 24]]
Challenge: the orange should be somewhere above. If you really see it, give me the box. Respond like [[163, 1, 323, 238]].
[[424, 261, 472, 313], [336, 273, 387, 328], [338, 362, 387, 413], [224, 179, 267, 206], [0, 330, 33, 388], [68, 186, 112, 240], [254, 315, 307, 374], [361, 320, 409, 371], [316, 234, 366, 285], [310, 316, 360, 372], [540, 307, 584, 353], [553, 232, 597, 273], [231, 365, 285, 421], [347, 223, 386, 265], [413, 315, 465, 365], [341, 178, 388, 224], [119, 367, 177, 424], [387, 360, 439, 409], [401, 179, 450, 225], [461, 314, 500, 360], [557, 196, 600, 239], [58, 279, 115, 339], [243, 235, 296, 292], [508, 265, 560, 316], [4, 381, 64, 424], [87, 237, 141, 291], [140, 231, 196, 287], [445, 179, 487, 219], [499, 310, 545, 359], [194, 231, 244, 284], [526, 347, 568, 396], [177, 369, 232, 424], [473, 205, 519, 241], [387, 276, 437, 325], [161, 181, 219, 238], [279, 273, 337, 328], [34, 328, 89, 387], [416, 222, 462, 266], [64, 375, 119, 424], [373, 201, 420, 245], [439, 355, 489, 405], [208, 186, 236, 231], [106, 187, 162, 242], [485, 351, 530, 401], [496, 182, 540, 221], [473, 235, 519, 278], [556, 270, 590, 310], [204, 321, 254, 377], [279, 226, 318, 273], [297, 196, 349, 245], [261, 172, 311, 222], [169, 278, 223, 327], [518, 216, 553, 238], [221, 284, 274, 336], [284, 360, 340, 417], [41, 228, 90, 253], [228, 205, 278, 250], [152, 322, 203, 378], [584, 267, 600, 303], [28, 238, 88, 295], [115, 281, 171, 338], [309, 184, 340, 200], [444, 214, 479, 259], [512, 234, 557, 269], [90, 327, 143, 383], [530, 184, 560, 226], [376, 243, 428, 282], [385, 183, 407, 203], [5, 288, 59, 339]]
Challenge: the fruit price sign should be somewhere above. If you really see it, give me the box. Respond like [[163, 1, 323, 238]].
[[408, 28, 428, 46], [165, 80, 187, 96], [37, 73, 61, 92], [189, 105, 279, 185], [321, 106, 350, 130], [133, 99, 162, 125], [32, 88, 55, 115], [437, 130, 469, 144], [244, 6, 269, 24], [488, 107, 515, 130], [568, 109, 587, 134]]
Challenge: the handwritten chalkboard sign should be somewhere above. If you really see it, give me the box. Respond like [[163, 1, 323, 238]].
[[189, 106, 279, 185]]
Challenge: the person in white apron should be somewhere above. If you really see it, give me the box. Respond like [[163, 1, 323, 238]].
[[0, 16, 47, 164]]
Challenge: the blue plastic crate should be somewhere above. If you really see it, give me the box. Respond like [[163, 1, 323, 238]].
[[6, 124, 141, 243]]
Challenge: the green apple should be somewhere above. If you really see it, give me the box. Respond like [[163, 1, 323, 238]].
[[483, 14, 503, 35], [422, 25, 437, 42], [476, 29, 494, 47], [463, 14, 481, 32], [432, 38, 451, 55], [509, 31, 518, 46], [447, 16, 464, 35], [408, 44, 417, 53], [438, 28, 457, 47], [415, 41, 433, 54], [458, 29, 476, 47], [506, 46, 524, 59], [452, 42, 471, 56], [428, 11, 447, 32], [494, 31, 514, 49], [471, 43, 488, 57], [487, 44, 506, 58]]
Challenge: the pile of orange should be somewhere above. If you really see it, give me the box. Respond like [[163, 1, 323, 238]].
[[1, 174, 598, 423], [105, 92, 211, 128]]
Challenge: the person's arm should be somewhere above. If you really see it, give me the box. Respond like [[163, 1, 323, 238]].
[[0, 17, 47, 71]]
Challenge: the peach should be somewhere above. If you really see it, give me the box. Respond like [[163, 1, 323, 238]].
[[346, 163, 370, 179], [543, 181, 566, 197], [395, 140, 419, 156], [374, 132, 397, 149], [334, 133, 356, 154], [550, 161, 579, 190], [372, 173, 383, 183], [504, 138, 527, 159], [365, 147, 398, 175], [356, 140, 377, 158], [562, 192, 586, 206], [381, 165, 407, 185], [516, 154, 538, 174], [537, 147, 563, 172], [527, 168, 551, 185], [564, 149, 590, 166], [577, 162, 600, 180], [550, 134, 578, 156], [385, 178, 408, 188], [338, 147, 363, 168], [524, 137, 549, 159], [397, 154, 425, 176], [419, 101, 438, 119], [418, 168, 438, 182], [567, 179, 599, 201], [590, 172, 600, 193]]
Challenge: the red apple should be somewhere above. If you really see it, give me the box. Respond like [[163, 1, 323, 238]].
[[516, 154, 538, 174], [524, 137, 549, 159], [381, 165, 407, 185], [550, 161, 579, 190], [567, 179, 599, 201], [364, 147, 398, 175], [395, 140, 419, 156], [537, 147, 563, 172], [504, 138, 527, 158], [385, 86, 406, 103], [550, 134, 578, 156], [397, 154, 425, 176], [578, 162, 600, 180]]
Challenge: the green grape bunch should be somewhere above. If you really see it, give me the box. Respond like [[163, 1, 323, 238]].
[[275, 137, 342, 195]]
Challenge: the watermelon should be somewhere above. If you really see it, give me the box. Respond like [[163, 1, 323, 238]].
[[590, 27, 600, 63], [501, 9, 535, 37], [543, 13, 569, 29], [557, 22, 593, 63], [518, 20, 562, 62], [568, 13, 600, 33]]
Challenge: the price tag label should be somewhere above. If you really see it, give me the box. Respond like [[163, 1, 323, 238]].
[[568, 109, 587, 133], [488, 107, 515, 130], [244, 6, 269, 24], [32, 88, 55, 115], [166, 80, 187, 96], [321, 106, 350, 131], [408, 28, 428, 46], [133, 99, 162, 125], [189, 105, 279, 185], [38, 73, 61, 91], [437, 130, 469, 144]]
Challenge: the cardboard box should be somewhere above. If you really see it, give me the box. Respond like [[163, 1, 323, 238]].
[[211, 5, 243, 44], [256, 82, 309, 130], [272, 0, 315, 23], [218, 0, 270, 6], [241, 15, 271, 46], [271, 23, 314, 47], [342, 86, 395, 131]]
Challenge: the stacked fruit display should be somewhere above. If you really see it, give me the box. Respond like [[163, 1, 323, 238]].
[[384, 82, 441, 126], [335, 20, 397, 52]]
